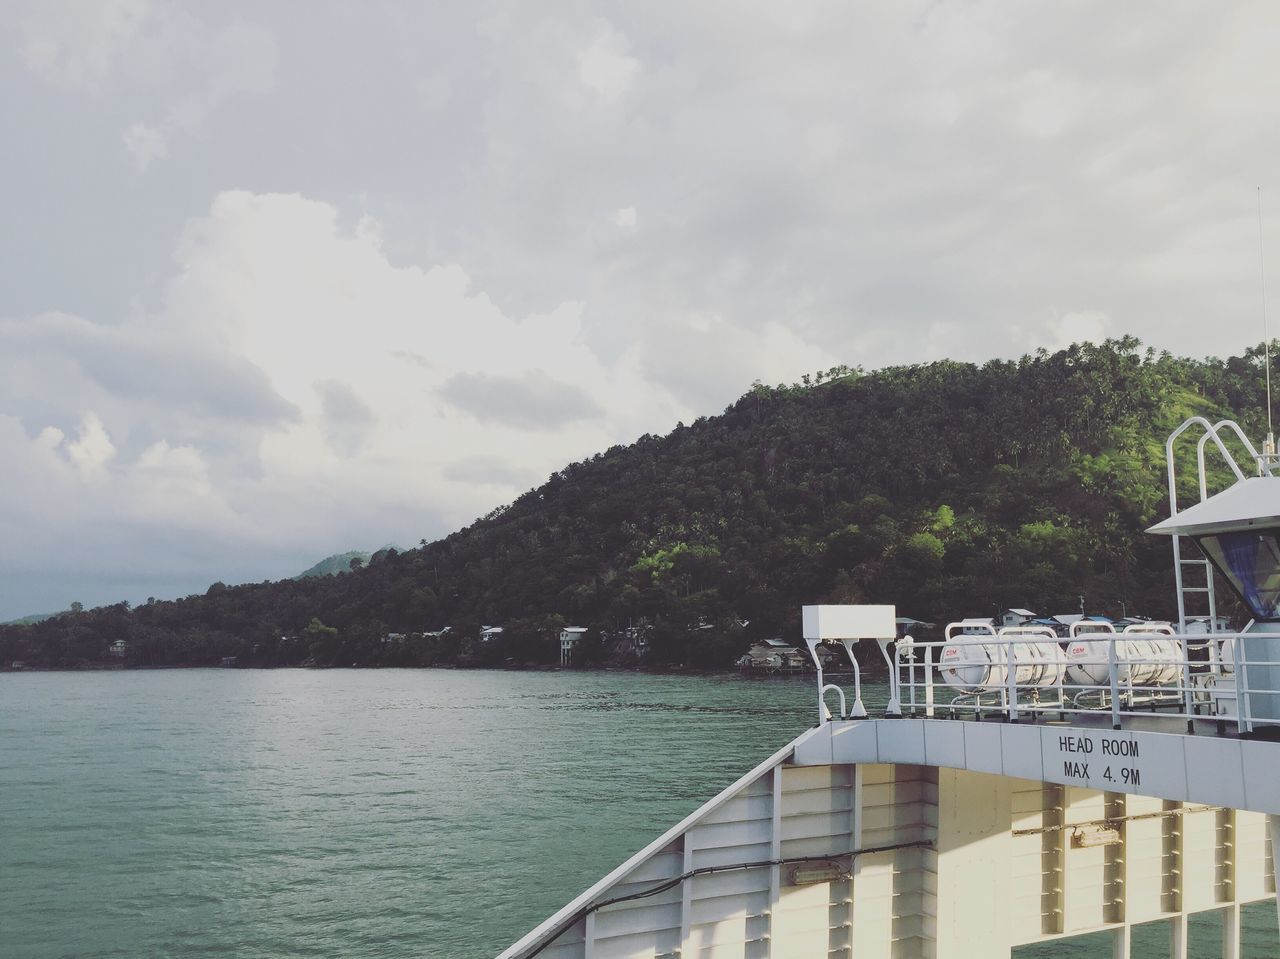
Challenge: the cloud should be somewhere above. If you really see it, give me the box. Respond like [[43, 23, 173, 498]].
[[19, 0, 152, 90], [8, 2, 1280, 616], [442, 455, 541, 489], [632, 314, 838, 412], [0, 311, 298, 433], [577, 23, 640, 102], [121, 120, 168, 170], [316, 380, 376, 456], [17, 2, 276, 165], [66, 412, 115, 478], [439, 370, 604, 430], [0, 188, 725, 617], [1045, 311, 1113, 352]]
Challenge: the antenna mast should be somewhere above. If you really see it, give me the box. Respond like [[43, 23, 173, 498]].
[[1260, 187, 1275, 455]]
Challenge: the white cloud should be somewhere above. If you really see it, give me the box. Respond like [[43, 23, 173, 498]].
[[122, 121, 168, 170], [3, 188, 781, 616], [65, 412, 115, 478], [19, 0, 153, 90], [8, 2, 1280, 615], [1045, 311, 1113, 351], [577, 24, 640, 101], [18, 2, 276, 165]]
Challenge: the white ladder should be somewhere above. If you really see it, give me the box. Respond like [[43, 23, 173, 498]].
[[1164, 417, 1270, 632]]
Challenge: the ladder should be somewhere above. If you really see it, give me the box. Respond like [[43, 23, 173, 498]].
[[1164, 418, 1271, 632], [1172, 538, 1217, 632]]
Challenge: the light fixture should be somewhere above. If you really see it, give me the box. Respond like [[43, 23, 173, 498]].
[[1071, 825, 1121, 848], [790, 861, 849, 885]]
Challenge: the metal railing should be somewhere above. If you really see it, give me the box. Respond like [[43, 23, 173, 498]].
[[812, 623, 1280, 735]]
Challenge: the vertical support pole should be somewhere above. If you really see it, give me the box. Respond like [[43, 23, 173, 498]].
[[1108, 792, 1128, 932], [925, 645, 935, 719], [877, 638, 902, 717], [1181, 631, 1196, 731], [767, 766, 782, 959], [1233, 633, 1251, 735], [1007, 638, 1020, 722], [1111, 924, 1130, 959], [842, 640, 867, 718], [679, 836, 693, 955], [1170, 914, 1189, 959], [806, 637, 827, 725], [1221, 903, 1240, 959], [583, 912, 596, 959], [1270, 814, 1280, 933], [1172, 532, 1188, 632], [1109, 637, 1122, 729], [849, 763, 864, 957]]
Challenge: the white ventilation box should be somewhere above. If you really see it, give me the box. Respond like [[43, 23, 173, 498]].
[[802, 605, 896, 641]]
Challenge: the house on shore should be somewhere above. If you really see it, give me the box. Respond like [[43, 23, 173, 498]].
[[560, 626, 587, 666], [1000, 608, 1037, 628], [613, 623, 652, 660], [736, 639, 809, 672]]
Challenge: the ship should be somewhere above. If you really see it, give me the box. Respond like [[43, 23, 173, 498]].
[[499, 416, 1280, 959]]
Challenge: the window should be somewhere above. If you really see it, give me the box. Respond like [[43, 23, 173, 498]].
[[1197, 530, 1280, 620]]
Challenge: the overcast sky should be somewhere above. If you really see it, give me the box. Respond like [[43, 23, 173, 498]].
[[3, 1, 1280, 619]]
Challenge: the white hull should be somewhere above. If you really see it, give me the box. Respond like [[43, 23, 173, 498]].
[[500, 718, 1278, 958]]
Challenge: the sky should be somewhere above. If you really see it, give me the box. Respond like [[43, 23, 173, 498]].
[[3, 0, 1280, 619]]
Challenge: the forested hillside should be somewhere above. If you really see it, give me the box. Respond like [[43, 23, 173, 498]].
[[3, 337, 1274, 670]]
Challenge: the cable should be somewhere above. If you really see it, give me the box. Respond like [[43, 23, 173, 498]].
[[521, 839, 933, 958]]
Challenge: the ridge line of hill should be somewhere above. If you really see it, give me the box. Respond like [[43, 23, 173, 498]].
[[2, 337, 1272, 670]]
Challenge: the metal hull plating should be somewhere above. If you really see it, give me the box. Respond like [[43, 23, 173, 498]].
[[499, 718, 1278, 959]]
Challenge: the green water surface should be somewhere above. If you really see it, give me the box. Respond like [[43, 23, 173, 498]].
[[1, 669, 1275, 958]]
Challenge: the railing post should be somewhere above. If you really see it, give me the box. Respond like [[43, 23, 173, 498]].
[[1181, 633, 1196, 733], [1232, 633, 1248, 736], [1006, 638, 1019, 722], [805, 637, 826, 725], [877, 638, 901, 718], [1109, 637, 1121, 730], [925, 644, 935, 719], [843, 639, 867, 718], [903, 645, 917, 716]]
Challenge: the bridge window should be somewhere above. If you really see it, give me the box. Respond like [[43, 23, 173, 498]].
[[1197, 530, 1280, 620]]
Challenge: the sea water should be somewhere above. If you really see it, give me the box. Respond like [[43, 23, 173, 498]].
[[0, 669, 1274, 958]]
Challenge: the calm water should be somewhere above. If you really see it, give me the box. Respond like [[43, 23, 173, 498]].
[[1, 669, 1275, 959]]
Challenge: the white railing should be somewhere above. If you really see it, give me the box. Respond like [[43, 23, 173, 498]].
[[803, 620, 1280, 734], [874, 626, 1280, 733]]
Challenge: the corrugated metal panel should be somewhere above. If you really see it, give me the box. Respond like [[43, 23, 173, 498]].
[[501, 726, 1277, 959]]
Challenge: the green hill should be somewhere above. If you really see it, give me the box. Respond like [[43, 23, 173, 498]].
[[2, 337, 1273, 670], [295, 551, 373, 579], [2, 612, 58, 626]]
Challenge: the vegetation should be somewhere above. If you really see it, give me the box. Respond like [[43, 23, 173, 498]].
[[294, 551, 374, 579], [2, 337, 1275, 671]]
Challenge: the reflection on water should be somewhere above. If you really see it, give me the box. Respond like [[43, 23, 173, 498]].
[[0, 668, 1272, 959]]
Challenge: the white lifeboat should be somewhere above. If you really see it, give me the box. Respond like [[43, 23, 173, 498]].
[[938, 624, 1065, 694]]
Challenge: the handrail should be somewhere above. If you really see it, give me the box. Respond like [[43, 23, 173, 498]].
[[1165, 417, 1262, 632], [862, 631, 1280, 732]]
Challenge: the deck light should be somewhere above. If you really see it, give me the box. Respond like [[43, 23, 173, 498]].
[[789, 861, 849, 885], [1070, 825, 1121, 848]]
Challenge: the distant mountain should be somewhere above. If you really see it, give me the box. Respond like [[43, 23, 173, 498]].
[[295, 551, 373, 579], [295, 547, 406, 579], [2, 337, 1272, 671], [3, 612, 57, 626]]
